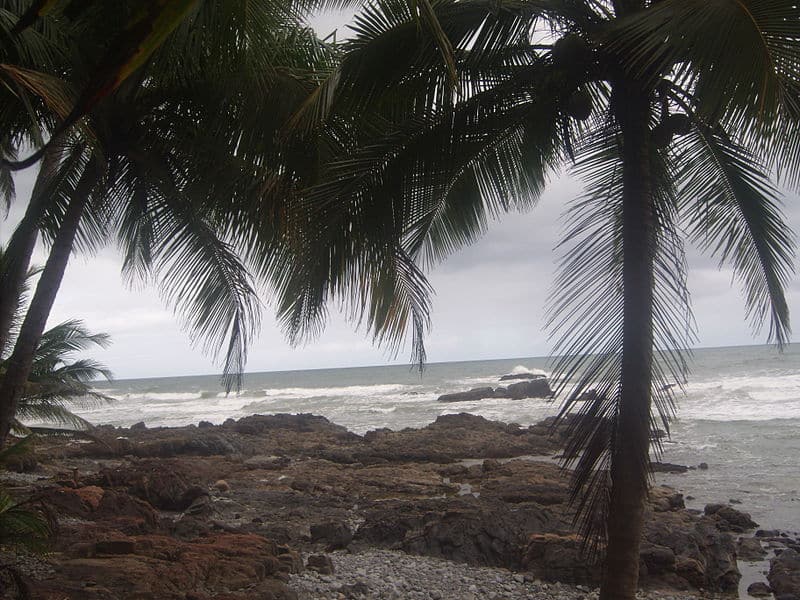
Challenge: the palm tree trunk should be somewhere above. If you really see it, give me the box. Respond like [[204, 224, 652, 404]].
[[0, 147, 62, 356], [600, 81, 655, 600], [0, 191, 88, 444]]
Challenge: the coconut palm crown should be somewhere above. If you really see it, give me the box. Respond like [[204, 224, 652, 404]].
[[271, 1, 798, 598]]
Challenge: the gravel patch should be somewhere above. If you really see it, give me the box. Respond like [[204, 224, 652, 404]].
[[289, 549, 705, 600]]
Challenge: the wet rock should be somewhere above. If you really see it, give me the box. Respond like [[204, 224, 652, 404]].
[[698, 462, 709, 470], [757, 529, 781, 538], [747, 581, 772, 596], [437, 387, 497, 403], [650, 488, 685, 512], [769, 548, 800, 599], [651, 462, 689, 474], [437, 380, 552, 403], [502, 379, 552, 399], [130, 421, 147, 431], [499, 372, 545, 381], [739, 536, 767, 561], [704, 504, 759, 532]]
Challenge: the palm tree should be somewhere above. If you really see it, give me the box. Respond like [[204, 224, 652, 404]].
[[12, 318, 113, 432], [0, 1, 348, 443], [271, 2, 798, 598]]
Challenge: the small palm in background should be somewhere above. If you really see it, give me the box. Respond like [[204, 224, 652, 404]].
[[13, 318, 113, 434], [1, 245, 113, 434]]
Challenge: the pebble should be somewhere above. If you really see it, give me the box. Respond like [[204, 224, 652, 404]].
[[289, 549, 709, 600]]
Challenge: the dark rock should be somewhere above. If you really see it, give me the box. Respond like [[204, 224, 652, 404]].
[[94, 540, 136, 555], [650, 488, 685, 512], [712, 506, 759, 532], [503, 379, 553, 399], [337, 581, 370, 598], [640, 544, 677, 574], [244, 455, 291, 470], [523, 533, 600, 584], [698, 462, 709, 470], [769, 548, 800, 599], [198, 421, 214, 428], [437, 387, 496, 403], [97, 459, 220, 511], [306, 554, 334, 575], [437, 379, 552, 402], [747, 581, 772, 597], [757, 529, 781, 538], [651, 462, 689, 474], [31, 533, 298, 599], [310, 521, 353, 550], [499, 372, 545, 381], [234, 413, 351, 436], [130, 421, 147, 431], [739, 536, 767, 561]]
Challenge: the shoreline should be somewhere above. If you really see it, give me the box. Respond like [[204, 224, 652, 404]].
[[2, 412, 797, 599]]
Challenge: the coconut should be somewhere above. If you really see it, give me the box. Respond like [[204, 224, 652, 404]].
[[552, 34, 592, 74], [667, 113, 692, 136], [566, 90, 593, 121]]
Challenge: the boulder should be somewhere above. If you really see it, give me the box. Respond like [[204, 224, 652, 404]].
[[769, 548, 800, 599], [306, 554, 334, 575], [705, 504, 759, 532], [747, 582, 772, 597], [523, 533, 600, 585], [310, 521, 353, 550], [499, 372, 545, 381], [96, 459, 219, 511], [739, 536, 767, 561], [30, 533, 298, 599], [233, 413, 351, 436], [437, 380, 552, 403], [650, 462, 689, 474], [502, 379, 552, 399], [437, 387, 496, 403]]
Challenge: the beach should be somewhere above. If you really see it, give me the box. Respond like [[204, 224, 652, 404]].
[[77, 344, 800, 534], [4, 344, 799, 599], [2, 409, 797, 598]]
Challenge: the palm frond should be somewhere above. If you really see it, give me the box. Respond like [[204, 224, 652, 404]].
[[608, 0, 800, 181], [675, 122, 794, 345], [546, 115, 694, 556]]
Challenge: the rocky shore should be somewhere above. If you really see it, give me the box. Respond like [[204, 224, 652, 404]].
[[0, 412, 796, 599]]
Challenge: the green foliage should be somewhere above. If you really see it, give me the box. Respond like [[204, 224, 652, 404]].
[[268, 0, 797, 561], [0, 441, 50, 551]]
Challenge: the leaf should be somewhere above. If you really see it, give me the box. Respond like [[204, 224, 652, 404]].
[[3, 0, 200, 171], [675, 122, 794, 344], [11, 0, 60, 34]]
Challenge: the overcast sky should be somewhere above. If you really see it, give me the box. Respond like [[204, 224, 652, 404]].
[[1, 11, 798, 380]]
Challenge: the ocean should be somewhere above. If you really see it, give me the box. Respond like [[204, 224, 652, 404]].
[[77, 344, 800, 534]]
